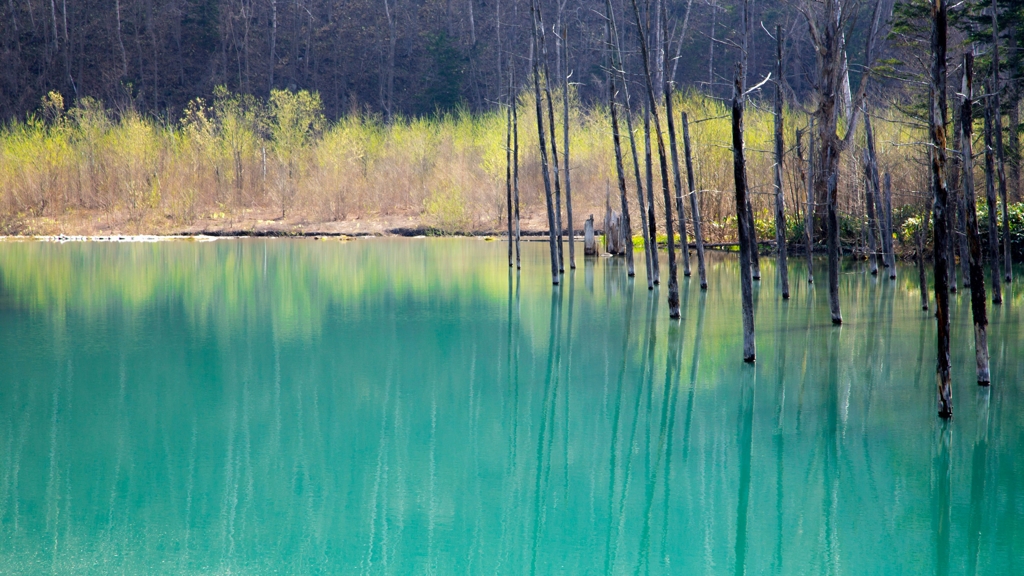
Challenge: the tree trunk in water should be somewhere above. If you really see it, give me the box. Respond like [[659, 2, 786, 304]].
[[960, 52, 991, 385], [537, 7, 564, 274], [513, 81, 521, 270], [984, 92, 1004, 304], [629, 0, 680, 319], [930, 0, 952, 419], [682, 113, 708, 289], [732, 66, 756, 362], [773, 27, 790, 299], [529, 1, 559, 285], [506, 80, 514, 267], [584, 216, 597, 256], [918, 201, 931, 311], [864, 108, 884, 275], [885, 173, 897, 278], [607, 0, 647, 283], [562, 26, 575, 270], [644, 105, 661, 284], [990, 0, 1013, 283], [826, 156, 842, 324], [806, 121, 815, 284], [862, 150, 880, 276], [663, 4, 691, 277], [747, 200, 761, 280], [604, 12, 635, 277]]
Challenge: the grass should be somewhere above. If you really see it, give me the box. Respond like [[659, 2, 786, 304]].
[[0, 87, 936, 239]]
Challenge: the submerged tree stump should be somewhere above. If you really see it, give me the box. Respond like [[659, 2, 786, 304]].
[[605, 211, 624, 256], [584, 216, 598, 256]]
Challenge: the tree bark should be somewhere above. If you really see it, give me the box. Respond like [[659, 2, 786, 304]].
[[733, 65, 756, 362], [773, 26, 790, 299], [929, 0, 952, 419], [984, 90, 1004, 304], [682, 112, 708, 289], [918, 199, 931, 311], [960, 52, 991, 385], [529, 0, 559, 285], [629, 0, 680, 319]]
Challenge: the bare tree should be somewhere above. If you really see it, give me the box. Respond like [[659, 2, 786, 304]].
[[773, 26, 790, 299], [529, 0, 560, 285], [798, 0, 885, 324], [629, 0, 681, 319], [604, 8, 636, 277], [929, 0, 952, 419], [960, 52, 991, 385], [732, 64, 756, 362]]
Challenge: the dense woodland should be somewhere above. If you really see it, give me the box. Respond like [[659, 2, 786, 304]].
[[0, 0, 932, 120]]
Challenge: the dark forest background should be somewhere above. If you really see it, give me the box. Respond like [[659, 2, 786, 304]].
[[0, 0, 888, 121]]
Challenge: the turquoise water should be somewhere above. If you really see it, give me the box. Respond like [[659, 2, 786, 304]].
[[0, 239, 1022, 574]]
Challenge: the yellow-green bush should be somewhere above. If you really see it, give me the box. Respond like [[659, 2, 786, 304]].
[[0, 87, 932, 237]]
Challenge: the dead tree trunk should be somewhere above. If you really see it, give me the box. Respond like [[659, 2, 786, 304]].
[[607, 0, 647, 282], [984, 90, 1004, 304], [733, 65, 756, 362], [806, 120, 815, 284], [949, 103, 961, 293], [990, 0, 1013, 283], [960, 52, 991, 385], [584, 215, 597, 256], [682, 112, 708, 289], [929, 0, 952, 419], [884, 173, 896, 278], [529, 0, 559, 285], [663, 4, 691, 277], [862, 149, 880, 276], [863, 106, 884, 276], [773, 26, 791, 299], [506, 72, 514, 268], [918, 199, 931, 311], [604, 11, 635, 276], [514, 83, 521, 270], [644, 104, 661, 284], [562, 25, 575, 270], [630, 0, 680, 319], [536, 4, 564, 274]]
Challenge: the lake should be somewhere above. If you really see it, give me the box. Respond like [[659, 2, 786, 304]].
[[0, 238, 1022, 574]]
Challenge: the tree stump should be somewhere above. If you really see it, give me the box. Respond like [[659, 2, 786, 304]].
[[584, 215, 598, 256]]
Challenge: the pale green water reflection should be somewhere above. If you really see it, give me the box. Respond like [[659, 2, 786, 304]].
[[1, 239, 1022, 574]]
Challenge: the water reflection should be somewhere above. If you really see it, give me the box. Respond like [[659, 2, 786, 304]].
[[0, 240, 1022, 573]]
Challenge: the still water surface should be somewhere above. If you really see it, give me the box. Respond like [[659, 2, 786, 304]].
[[0, 239, 1022, 574]]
